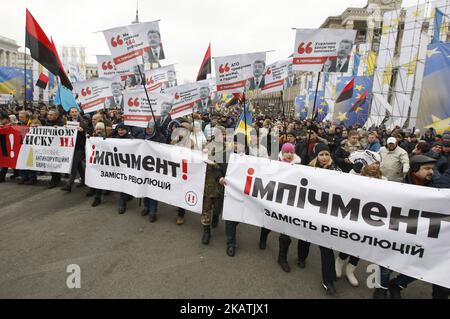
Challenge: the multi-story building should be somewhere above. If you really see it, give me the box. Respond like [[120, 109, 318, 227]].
[[0, 36, 20, 67], [86, 64, 99, 79]]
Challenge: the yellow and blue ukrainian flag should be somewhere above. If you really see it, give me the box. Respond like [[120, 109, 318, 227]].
[[235, 105, 253, 142]]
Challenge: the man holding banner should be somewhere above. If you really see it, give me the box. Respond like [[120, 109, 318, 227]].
[[61, 107, 87, 192]]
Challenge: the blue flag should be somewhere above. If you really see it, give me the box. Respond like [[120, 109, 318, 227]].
[[235, 105, 253, 141], [54, 84, 80, 112], [432, 8, 444, 44]]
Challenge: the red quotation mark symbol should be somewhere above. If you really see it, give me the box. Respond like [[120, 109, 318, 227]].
[[298, 42, 313, 54], [266, 67, 272, 76], [102, 61, 114, 70], [219, 63, 230, 74], [128, 98, 140, 107], [111, 35, 124, 47], [146, 77, 155, 85], [174, 93, 180, 100], [81, 87, 92, 97]]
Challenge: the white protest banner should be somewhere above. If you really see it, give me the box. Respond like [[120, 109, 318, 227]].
[[85, 138, 207, 213], [261, 59, 293, 94], [73, 78, 114, 113], [223, 154, 450, 289], [15, 126, 78, 174], [214, 52, 266, 93], [293, 28, 357, 72], [123, 90, 173, 128], [165, 80, 210, 118], [103, 21, 164, 72]]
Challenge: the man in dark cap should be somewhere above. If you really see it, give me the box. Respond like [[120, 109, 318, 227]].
[[425, 142, 448, 175], [374, 155, 449, 299]]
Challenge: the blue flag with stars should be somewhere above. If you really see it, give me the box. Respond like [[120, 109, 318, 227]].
[[0, 67, 33, 100], [308, 91, 328, 122]]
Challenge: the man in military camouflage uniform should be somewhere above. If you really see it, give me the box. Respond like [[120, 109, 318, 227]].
[[201, 126, 230, 245]]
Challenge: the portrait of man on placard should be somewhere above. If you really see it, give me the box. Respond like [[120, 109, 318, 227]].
[[162, 70, 178, 90], [246, 60, 266, 91], [105, 81, 124, 109], [159, 100, 173, 133], [322, 39, 353, 73], [195, 86, 212, 114], [130, 64, 145, 87], [283, 62, 298, 89], [144, 29, 165, 64]]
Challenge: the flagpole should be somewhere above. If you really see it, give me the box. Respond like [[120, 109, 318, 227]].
[[243, 91, 248, 151], [304, 71, 321, 164], [24, 47, 27, 107], [137, 59, 157, 129]]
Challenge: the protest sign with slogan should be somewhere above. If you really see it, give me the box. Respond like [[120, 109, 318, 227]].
[[142, 65, 177, 92], [214, 52, 266, 93], [261, 59, 293, 94], [165, 80, 211, 118], [123, 90, 173, 128], [103, 21, 164, 72], [223, 154, 450, 289], [73, 78, 114, 113], [96, 55, 132, 79], [7, 126, 78, 174], [86, 138, 207, 213], [293, 28, 357, 72]]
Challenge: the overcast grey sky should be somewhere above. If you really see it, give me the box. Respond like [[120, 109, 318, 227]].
[[2, 0, 420, 82]]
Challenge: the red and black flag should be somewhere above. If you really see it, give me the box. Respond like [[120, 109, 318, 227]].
[[196, 43, 211, 81], [349, 90, 368, 113], [25, 9, 72, 90], [35, 72, 49, 89], [335, 77, 354, 103]]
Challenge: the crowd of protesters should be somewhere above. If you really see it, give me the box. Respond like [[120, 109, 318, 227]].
[[1, 100, 450, 299]]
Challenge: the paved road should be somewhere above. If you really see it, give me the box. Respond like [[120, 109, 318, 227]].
[[0, 176, 431, 299]]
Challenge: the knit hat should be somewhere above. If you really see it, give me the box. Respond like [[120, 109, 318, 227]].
[[313, 143, 330, 158], [281, 143, 295, 154], [443, 140, 450, 147], [116, 122, 129, 131], [95, 122, 105, 131], [432, 141, 443, 148], [9, 115, 18, 124], [180, 122, 192, 130]]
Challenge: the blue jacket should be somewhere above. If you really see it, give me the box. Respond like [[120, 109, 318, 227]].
[[365, 139, 381, 152], [434, 169, 450, 189]]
